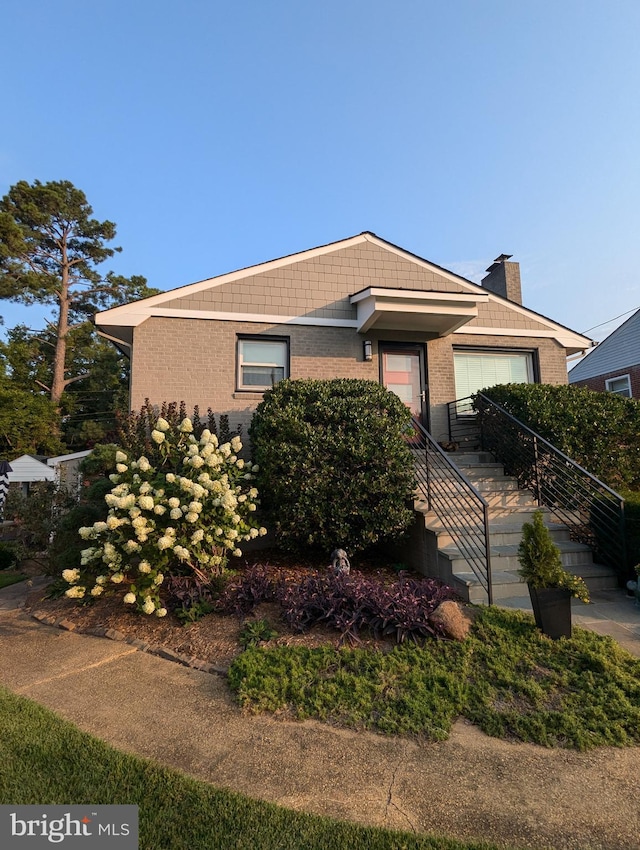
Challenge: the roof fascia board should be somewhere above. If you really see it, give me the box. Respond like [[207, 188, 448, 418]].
[[350, 287, 486, 304], [454, 325, 590, 349]]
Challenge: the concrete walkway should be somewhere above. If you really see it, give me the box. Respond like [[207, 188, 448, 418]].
[[1, 578, 640, 850]]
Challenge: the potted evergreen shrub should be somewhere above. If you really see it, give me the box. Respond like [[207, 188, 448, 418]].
[[517, 510, 589, 639]]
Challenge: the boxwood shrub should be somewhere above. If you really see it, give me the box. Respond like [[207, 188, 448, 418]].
[[249, 378, 416, 555], [481, 383, 640, 491]]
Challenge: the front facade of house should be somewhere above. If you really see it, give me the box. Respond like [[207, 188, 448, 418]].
[[96, 233, 591, 438], [569, 308, 640, 399]]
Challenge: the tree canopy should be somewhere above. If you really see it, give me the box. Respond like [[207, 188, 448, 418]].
[[0, 179, 155, 407]]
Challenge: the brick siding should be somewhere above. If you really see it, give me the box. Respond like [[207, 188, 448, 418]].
[[571, 363, 640, 399]]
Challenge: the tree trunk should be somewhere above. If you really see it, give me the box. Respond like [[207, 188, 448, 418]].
[[51, 238, 70, 406]]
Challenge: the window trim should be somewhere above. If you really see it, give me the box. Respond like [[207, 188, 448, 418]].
[[605, 374, 632, 397], [236, 335, 290, 392]]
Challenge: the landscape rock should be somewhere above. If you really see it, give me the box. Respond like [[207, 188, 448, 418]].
[[430, 601, 473, 641]]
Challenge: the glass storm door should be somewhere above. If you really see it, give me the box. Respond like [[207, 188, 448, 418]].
[[380, 345, 428, 425]]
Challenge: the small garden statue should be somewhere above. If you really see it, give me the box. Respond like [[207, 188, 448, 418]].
[[330, 548, 350, 575]]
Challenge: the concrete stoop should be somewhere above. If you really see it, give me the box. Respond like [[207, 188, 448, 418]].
[[417, 451, 619, 608]]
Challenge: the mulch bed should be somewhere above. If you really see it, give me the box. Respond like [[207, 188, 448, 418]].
[[24, 550, 405, 671]]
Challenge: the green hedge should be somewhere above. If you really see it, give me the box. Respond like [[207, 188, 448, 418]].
[[481, 383, 640, 491], [249, 379, 416, 555]]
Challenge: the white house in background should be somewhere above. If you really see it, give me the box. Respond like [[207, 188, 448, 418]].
[[6, 450, 91, 496], [6, 455, 55, 496], [47, 450, 91, 494]]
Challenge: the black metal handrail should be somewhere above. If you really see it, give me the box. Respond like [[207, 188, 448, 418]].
[[448, 394, 626, 579], [407, 418, 493, 603]]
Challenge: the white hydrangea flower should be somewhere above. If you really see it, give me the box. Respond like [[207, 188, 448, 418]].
[[165, 472, 176, 483], [106, 515, 120, 530], [115, 450, 128, 463], [187, 444, 199, 457], [179, 418, 194, 433], [236, 459, 245, 469], [111, 573, 125, 584], [185, 511, 199, 523], [124, 592, 136, 604], [189, 456, 204, 469], [129, 507, 141, 519], [165, 526, 177, 536], [138, 457, 151, 472], [249, 488, 258, 499], [231, 436, 242, 452], [158, 536, 173, 550], [156, 417, 170, 432], [138, 561, 152, 573], [65, 586, 85, 599], [249, 528, 259, 539], [233, 548, 242, 557], [151, 429, 165, 444], [168, 497, 180, 508], [138, 496, 155, 510], [188, 501, 203, 513], [170, 508, 182, 520], [116, 463, 128, 473], [90, 585, 103, 597], [79, 525, 95, 539], [238, 494, 247, 503], [124, 540, 141, 553], [173, 545, 190, 562], [154, 573, 164, 585], [132, 516, 147, 528], [259, 527, 267, 536], [95, 575, 107, 586], [191, 529, 204, 544], [197, 472, 211, 484], [153, 505, 166, 515], [248, 504, 257, 511], [80, 548, 96, 565], [139, 482, 152, 495], [109, 474, 120, 484], [199, 429, 212, 443], [62, 568, 80, 584], [142, 597, 156, 615], [156, 607, 167, 618], [219, 443, 231, 457], [251, 464, 259, 473]]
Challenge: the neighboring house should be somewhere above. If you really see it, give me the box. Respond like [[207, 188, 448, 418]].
[[47, 450, 92, 494], [569, 308, 640, 398], [5, 450, 91, 498], [6, 454, 55, 497], [95, 232, 592, 440]]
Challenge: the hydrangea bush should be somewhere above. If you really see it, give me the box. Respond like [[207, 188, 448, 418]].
[[63, 416, 266, 615]]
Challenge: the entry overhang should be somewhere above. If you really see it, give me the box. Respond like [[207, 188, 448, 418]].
[[349, 287, 487, 335]]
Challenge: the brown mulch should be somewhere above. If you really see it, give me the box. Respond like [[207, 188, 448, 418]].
[[23, 550, 405, 669]]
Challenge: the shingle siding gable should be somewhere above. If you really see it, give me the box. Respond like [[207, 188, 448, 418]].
[[159, 242, 470, 319]]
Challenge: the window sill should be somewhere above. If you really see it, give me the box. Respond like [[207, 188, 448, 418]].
[[233, 391, 267, 399]]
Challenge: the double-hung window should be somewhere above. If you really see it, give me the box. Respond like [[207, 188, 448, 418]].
[[453, 349, 535, 400], [237, 337, 288, 390], [605, 375, 632, 397]]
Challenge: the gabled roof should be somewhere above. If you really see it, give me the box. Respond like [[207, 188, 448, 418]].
[[7, 454, 56, 483], [569, 308, 640, 382], [95, 231, 592, 354]]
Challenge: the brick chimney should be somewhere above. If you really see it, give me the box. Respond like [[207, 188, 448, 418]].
[[481, 254, 522, 304]]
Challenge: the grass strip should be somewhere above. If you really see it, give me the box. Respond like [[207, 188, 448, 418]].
[[229, 606, 640, 750], [0, 686, 511, 850], [0, 572, 27, 589]]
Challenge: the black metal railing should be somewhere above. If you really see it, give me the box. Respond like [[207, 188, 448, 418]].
[[407, 418, 493, 603], [448, 394, 626, 578]]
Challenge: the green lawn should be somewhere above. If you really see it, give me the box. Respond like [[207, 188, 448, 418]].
[[0, 686, 513, 850], [229, 606, 640, 750], [0, 571, 27, 589]]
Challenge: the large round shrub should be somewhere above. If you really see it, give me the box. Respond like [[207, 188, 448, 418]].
[[249, 378, 416, 555]]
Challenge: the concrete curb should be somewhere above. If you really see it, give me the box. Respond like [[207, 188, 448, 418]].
[[29, 609, 228, 676]]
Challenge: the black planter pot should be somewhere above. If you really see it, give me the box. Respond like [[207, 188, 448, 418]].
[[527, 585, 572, 639]]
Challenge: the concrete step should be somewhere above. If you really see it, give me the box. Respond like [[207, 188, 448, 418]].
[[425, 518, 571, 549], [446, 558, 618, 604], [440, 539, 595, 574]]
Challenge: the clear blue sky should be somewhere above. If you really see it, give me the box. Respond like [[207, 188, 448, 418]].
[[2, 0, 639, 344]]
